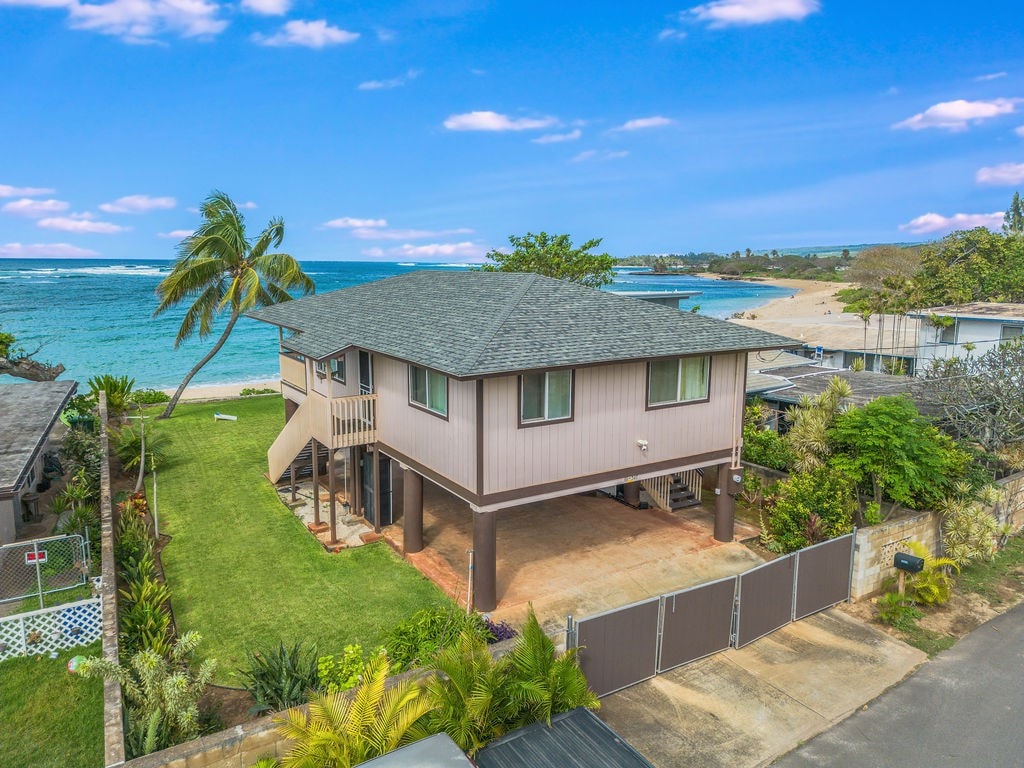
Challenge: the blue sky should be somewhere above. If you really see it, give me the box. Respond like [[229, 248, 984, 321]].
[[1, 0, 1022, 262]]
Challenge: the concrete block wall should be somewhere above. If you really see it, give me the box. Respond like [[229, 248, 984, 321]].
[[851, 509, 940, 599], [121, 712, 292, 768], [990, 470, 1024, 531]]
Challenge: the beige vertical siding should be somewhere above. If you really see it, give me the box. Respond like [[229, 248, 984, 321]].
[[375, 356, 477, 490], [483, 354, 744, 494]]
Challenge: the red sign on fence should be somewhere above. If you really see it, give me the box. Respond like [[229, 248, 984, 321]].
[[24, 550, 47, 565]]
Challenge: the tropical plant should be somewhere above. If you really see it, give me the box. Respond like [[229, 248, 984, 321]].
[[80, 631, 216, 758], [876, 591, 921, 631], [88, 374, 136, 418], [480, 231, 615, 288], [112, 422, 166, 491], [61, 428, 102, 479], [275, 655, 435, 768], [903, 541, 959, 606], [238, 641, 321, 715], [384, 604, 490, 672], [317, 645, 368, 695], [784, 376, 852, 472], [119, 574, 173, 657], [153, 191, 315, 419], [741, 401, 792, 471], [131, 388, 172, 405], [760, 467, 856, 553], [941, 487, 999, 569]]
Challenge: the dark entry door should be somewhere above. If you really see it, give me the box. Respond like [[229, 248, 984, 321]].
[[358, 351, 373, 394], [361, 451, 392, 526]]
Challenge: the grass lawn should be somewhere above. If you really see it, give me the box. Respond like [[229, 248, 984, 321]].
[[0, 640, 103, 768], [147, 396, 448, 684]]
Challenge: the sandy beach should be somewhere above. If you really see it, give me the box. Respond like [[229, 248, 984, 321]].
[[160, 379, 280, 402]]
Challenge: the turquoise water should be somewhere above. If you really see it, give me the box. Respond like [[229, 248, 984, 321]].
[[0, 260, 790, 389]]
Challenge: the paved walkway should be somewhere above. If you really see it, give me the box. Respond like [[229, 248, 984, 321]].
[[773, 602, 1024, 767], [599, 607, 926, 768]]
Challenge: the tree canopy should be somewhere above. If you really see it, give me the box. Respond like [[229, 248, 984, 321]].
[[0, 324, 64, 381], [154, 191, 314, 418], [481, 231, 615, 288]]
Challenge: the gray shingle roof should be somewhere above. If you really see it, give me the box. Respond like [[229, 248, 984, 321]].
[[0, 380, 77, 495], [248, 271, 799, 378]]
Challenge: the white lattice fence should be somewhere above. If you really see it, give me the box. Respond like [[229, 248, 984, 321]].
[[0, 597, 102, 662]]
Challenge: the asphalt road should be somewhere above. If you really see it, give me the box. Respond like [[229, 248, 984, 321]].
[[773, 602, 1024, 768]]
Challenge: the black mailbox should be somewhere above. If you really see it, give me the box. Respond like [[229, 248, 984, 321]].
[[893, 552, 925, 573]]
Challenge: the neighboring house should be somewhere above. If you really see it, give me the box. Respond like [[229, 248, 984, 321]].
[[248, 271, 795, 610], [0, 380, 77, 544], [909, 302, 1024, 367]]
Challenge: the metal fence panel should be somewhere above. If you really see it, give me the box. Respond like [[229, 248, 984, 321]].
[[735, 555, 795, 648], [793, 534, 854, 621], [0, 534, 90, 607], [577, 597, 661, 697], [658, 576, 737, 673]]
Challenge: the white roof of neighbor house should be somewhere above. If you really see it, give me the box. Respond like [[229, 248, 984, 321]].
[[908, 302, 1024, 322]]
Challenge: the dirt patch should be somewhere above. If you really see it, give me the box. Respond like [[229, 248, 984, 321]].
[[201, 685, 257, 730]]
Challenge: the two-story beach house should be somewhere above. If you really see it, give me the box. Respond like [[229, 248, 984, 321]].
[[909, 302, 1024, 367], [249, 271, 796, 610]]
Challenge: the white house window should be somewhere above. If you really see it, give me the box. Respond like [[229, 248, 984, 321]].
[[330, 357, 346, 382], [939, 322, 957, 344], [1000, 325, 1022, 344], [521, 370, 573, 424], [648, 356, 711, 407], [409, 365, 448, 416], [315, 360, 328, 378]]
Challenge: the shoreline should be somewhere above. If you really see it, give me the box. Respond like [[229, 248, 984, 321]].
[[159, 379, 280, 402]]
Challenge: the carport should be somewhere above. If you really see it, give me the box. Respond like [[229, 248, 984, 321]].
[[383, 479, 762, 628]]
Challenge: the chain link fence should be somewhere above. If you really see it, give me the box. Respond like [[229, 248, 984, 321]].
[[0, 534, 91, 609]]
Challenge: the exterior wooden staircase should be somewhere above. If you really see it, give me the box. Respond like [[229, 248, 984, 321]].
[[642, 468, 704, 512]]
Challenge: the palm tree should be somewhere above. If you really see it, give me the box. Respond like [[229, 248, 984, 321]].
[[153, 191, 314, 419]]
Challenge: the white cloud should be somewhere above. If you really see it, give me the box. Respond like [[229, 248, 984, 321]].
[[37, 216, 128, 233], [975, 71, 1008, 82], [375, 27, 395, 42], [612, 115, 674, 132], [443, 111, 558, 132], [254, 19, 359, 48], [0, 183, 55, 197], [358, 69, 421, 91], [0, 242, 101, 258], [658, 28, 687, 41], [241, 0, 289, 15], [56, 0, 228, 43], [1, 198, 70, 217], [899, 211, 1005, 235], [976, 163, 1024, 185], [157, 229, 194, 238], [99, 194, 176, 213], [323, 216, 388, 229], [570, 149, 629, 163], [350, 226, 473, 241], [364, 242, 484, 261], [689, 0, 820, 27], [893, 98, 1020, 132], [1016, 126, 1024, 137], [238, 200, 258, 209], [532, 128, 582, 144]]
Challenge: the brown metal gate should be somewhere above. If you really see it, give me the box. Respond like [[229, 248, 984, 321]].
[[734, 555, 796, 648], [658, 576, 737, 672], [794, 534, 855, 620], [576, 597, 661, 697]]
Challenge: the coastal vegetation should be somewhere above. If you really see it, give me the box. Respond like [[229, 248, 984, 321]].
[[154, 191, 315, 419], [618, 249, 855, 280], [481, 231, 615, 287], [147, 396, 445, 684], [0, 322, 65, 381]]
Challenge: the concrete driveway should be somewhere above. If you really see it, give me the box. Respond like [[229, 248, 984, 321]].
[[385, 482, 762, 630], [599, 607, 926, 768]]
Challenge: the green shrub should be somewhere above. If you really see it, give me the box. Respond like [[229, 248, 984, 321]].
[[115, 511, 152, 567], [87, 374, 135, 418], [902, 541, 959, 606], [317, 644, 368, 695], [941, 496, 998, 569], [131, 388, 171, 405], [761, 467, 855, 552], [876, 592, 921, 630], [741, 402, 792, 471], [238, 642, 320, 715], [119, 577, 173, 658], [240, 387, 277, 396], [61, 429, 102, 481], [383, 604, 489, 672]]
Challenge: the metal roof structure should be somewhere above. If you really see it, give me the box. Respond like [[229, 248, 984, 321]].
[[475, 708, 654, 768], [0, 380, 77, 495], [248, 271, 798, 378], [358, 733, 473, 767]]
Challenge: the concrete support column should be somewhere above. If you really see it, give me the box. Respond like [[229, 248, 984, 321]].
[[328, 448, 338, 543], [473, 509, 497, 612], [311, 439, 321, 526], [372, 445, 382, 533], [622, 481, 641, 507], [403, 469, 424, 554], [714, 463, 735, 542]]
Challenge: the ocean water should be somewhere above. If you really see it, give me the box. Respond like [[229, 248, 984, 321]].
[[0, 260, 790, 389]]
